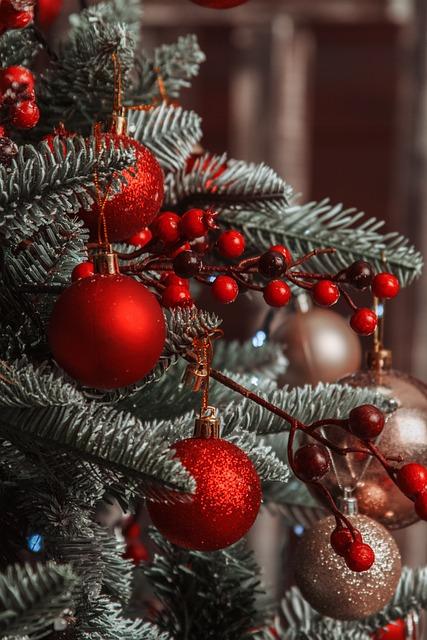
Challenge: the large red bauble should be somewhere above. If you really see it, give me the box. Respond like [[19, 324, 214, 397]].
[[189, 0, 249, 7], [48, 274, 166, 390], [147, 437, 261, 550], [79, 135, 164, 242]]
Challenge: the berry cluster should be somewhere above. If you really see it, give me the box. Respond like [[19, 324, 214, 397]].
[[395, 462, 427, 520], [122, 516, 148, 566], [0, 0, 34, 35], [0, 65, 40, 132], [330, 525, 375, 572]]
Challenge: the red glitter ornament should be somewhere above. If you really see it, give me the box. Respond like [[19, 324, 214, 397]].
[[48, 274, 166, 389], [189, 0, 249, 8], [147, 437, 261, 550], [78, 134, 164, 242]]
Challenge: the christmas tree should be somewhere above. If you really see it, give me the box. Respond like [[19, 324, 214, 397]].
[[0, 1, 426, 639]]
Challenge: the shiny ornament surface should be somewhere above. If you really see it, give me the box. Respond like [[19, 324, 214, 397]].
[[294, 514, 401, 620], [147, 437, 261, 550], [79, 135, 164, 242], [190, 0, 249, 7], [48, 274, 166, 390], [272, 307, 362, 386]]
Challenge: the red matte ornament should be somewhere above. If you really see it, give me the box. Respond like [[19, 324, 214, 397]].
[[48, 274, 166, 389], [189, 0, 249, 8], [78, 135, 164, 242], [147, 437, 261, 550]]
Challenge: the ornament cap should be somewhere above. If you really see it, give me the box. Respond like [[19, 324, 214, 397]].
[[337, 488, 359, 515], [93, 245, 120, 275], [194, 406, 220, 438], [367, 348, 392, 372], [110, 109, 128, 136]]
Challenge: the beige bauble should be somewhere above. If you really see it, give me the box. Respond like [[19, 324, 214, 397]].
[[294, 514, 401, 620]]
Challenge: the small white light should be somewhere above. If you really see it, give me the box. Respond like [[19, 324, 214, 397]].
[[252, 330, 267, 347]]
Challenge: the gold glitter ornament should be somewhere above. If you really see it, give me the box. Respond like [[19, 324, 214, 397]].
[[294, 514, 401, 620]]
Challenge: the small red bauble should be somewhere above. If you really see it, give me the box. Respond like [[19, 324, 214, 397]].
[[181, 208, 207, 239], [0, 0, 33, 32], [270, 244, 292, 267], [0, 65, 34, 91], [36, 0, 62, 28], [78, 135, 164, 242], [263, 280, 291, 307], [154, 212, 181, 244], [348, 404, 385, 440], [128, 228, 152, 247], [217, 230, 245, 259], [294, 444, 331, 482], [10, 100, 39, 129], [414, 490, 427, 520], [344, 541, 375, 572], [212, 275, 238, 304], [161, 284, 192, 308], [372, 619, 406, 640], [48, 274, 166, 390], [313, 280, 340, 307], [189, 0, 249, 8], [71, 261, 94, 282], [350, 308, 378, 336], [330, 527, 362, 556], [396, 463, 427, 498], [147, 437, 261, 551], [372, 273, 400, 300], [161, 273, 190, 289]]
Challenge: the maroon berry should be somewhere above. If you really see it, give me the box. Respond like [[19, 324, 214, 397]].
[[71, 262, 94, 282], [0, 65, 34, 91], [162, 284, 192, 308], [270, 244, 292, 267], [181, 208, 207, 240], [128, 228, 152, 247], [348, 404, 385, 440], [212, 275, 238, 304], [346, 260, 374, 290], [263, 280, 291, 307], [258, 250, 286, 278], [217, 230, 245, 259], [312, 280, 340, 306], [172, 251, 202, 278], [330, 527, 362, 556], [10, 100, 40, 129], [293, 444, 331, 482], [350, 308, 377, 335], [161, 272, 190, 289], [372, 272, 400, 299], [344, 541, 375, 572], [155, 212, 181, 244], [396, 463, 427, 498], [0, 136, 18, 164], [414, 490, 427, 520]]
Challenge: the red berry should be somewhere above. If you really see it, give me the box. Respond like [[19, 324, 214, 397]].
[[312, 280, 340, 306], [0, 65, 34, 91], [270, 244, 292, 267], [217, 230, 245, 259], [396, 463, 427, 498], [350, 308, 377, 336], [71, 262, 94, 282], [181, 208, 207, 239], [10, 100, 40, 129], [263, 280, 291, 307], [344, 541, 375, 572], [348, 404, 385, 440], [161, 272, 190, 289], [168, 242, 191, 259], [372, 272, 400, 299], [372, 619, 406, 640], [1, 2, 33, 30], [212, 275, 239, 304], [414, 490, 427, 520], [330, 527, 362, 556], [154, 212, 181, 244], [162, 284, 192, 308], [293, 444, 331, 482], [128, 228, 152, 247], [123, 519, 141, 540]]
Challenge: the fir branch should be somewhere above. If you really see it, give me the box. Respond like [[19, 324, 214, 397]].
[[0, 562, 76, 639], [229, 429, 290, 483], [0, 28, 42, 68], [128, 104, 202, 172], [97, 528, 133, 605], [213, 339, 288, 381], [69, 0, 143, 43]]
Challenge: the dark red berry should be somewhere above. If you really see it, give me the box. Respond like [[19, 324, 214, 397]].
[[161, 272, 190, 289], [258, 250, 286, 278], [348, 404, 385, 440], [0, 65, 34, 91], [372, 272, 400, 299], [293, 444, 331, 482], [71, 262, 94, 282], [161, 285, 192, 308], [263, 280, 291, 307], [414, 490, 427, 520], [0, 136, 18, 164], [350, 308, 377, 335], [10, 100, 39, 129], [172, 251, 202, 278], [212, 275, 238, 304], [312, 280, 340, 306], [344, 541, 375, 572], [154, 212, 181, 244], [181, 208, 207, 240], [128, 228, 152, 247], [217, 230, 245, 259], [396, 463, 427, 498], [330, 527, 362, 556], [346, 260, 374, 290], [270, 244, 292, 267]]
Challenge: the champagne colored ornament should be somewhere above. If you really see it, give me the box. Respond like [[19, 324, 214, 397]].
[[271, 295, 362, 386], [189, 0, 249, 8], [294, 514, 401, 620]]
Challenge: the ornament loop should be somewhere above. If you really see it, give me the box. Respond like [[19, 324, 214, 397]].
[[194, 405, 221, 439]]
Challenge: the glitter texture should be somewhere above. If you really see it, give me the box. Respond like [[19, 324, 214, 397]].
[[294, 514, 401, 621], [79, 135, 164, 242], [147, 438, 262, 551]]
